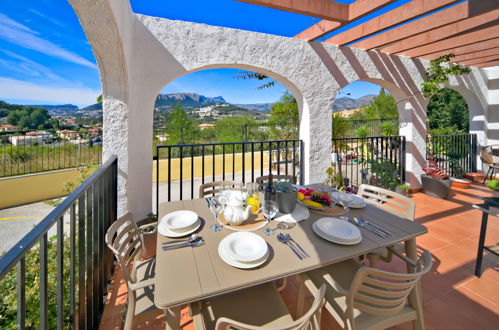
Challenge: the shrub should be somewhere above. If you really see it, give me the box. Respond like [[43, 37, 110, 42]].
[[0, 234, 74, 329]]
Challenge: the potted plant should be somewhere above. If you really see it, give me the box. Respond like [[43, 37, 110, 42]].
[[275, 181, 297, 214], [395, 184, 410, 196], [447, 152, 472, 189], [421, 155, 451, 199], [139, 213, 158, 259], [487, 180, 499, 192]]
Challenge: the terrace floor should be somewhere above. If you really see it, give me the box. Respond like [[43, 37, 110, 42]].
[[100, 183, 499, 329]]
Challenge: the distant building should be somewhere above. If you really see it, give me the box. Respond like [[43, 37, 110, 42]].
[[60, 118, 78, 128], [335, 108, 361, 118], [0, 123, 16, 132], [9, 135, 43, 146], [26, 131, 52, 140], [156, 133, 169, 142], [198, 123, 214, 130], [88, 127, 102, 136], [57, 130, 79, 140]]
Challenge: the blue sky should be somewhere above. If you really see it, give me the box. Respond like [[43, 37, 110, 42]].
[[0, 0, 450, 107]]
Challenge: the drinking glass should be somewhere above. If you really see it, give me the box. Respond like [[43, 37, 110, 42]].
[[246, 182, 260, 214], [209, 197, 223, 232], [338, 192, 354, 222], [263, 200, 278, 236]]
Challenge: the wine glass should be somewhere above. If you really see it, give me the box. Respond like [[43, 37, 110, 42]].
[[338, 192, 354, 222], [263, 200, 278, 236], [209, 197, 223, 232]]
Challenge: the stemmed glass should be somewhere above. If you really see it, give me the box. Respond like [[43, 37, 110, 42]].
[[263, 200, 278, 236], [208, 197, 223, 232], [338, 192, 354, 222]]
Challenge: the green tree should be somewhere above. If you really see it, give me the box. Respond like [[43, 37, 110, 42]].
[[331, 113, 351, 139], [6, 111, 21, 126], [268, 93, 299, 140], [427, 88, 468, 133], [350, 88, 398, 120], [422, 54, 470, 99], [165, 103, 199, 144], [215, 116, 256, 142], [96, 94, 103, 104]]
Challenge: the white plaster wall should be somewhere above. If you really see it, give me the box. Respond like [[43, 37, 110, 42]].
[[69, 0, 495, 219]]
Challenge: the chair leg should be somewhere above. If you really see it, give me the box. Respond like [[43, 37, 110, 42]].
[[166, 306, 181, 330], [482, 167, 491, 184], [296, 276, 307, 318], [124, 292, 136, 330]]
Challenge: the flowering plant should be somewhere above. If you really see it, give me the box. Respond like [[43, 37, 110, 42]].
[[423, 154, 449, 180]]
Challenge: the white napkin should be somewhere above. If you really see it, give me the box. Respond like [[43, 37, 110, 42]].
[[274, 204, 309, 223]]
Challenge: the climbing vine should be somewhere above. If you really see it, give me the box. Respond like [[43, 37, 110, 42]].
[[421, 54, 471, 99]]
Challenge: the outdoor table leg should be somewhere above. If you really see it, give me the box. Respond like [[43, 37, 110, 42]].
[[166, 306, 181, 330], [405, 238, 425, 330], [474, 205, 489, 277]]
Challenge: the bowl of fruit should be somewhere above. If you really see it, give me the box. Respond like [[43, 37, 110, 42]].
[[297, 188, 333, 210]]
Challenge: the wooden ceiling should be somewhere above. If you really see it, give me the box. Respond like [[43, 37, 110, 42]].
[[235, 0, 499, 68]]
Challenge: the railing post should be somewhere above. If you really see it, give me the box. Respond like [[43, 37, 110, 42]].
[[472, 134, 478, 172], [299, 140, 305, 185]]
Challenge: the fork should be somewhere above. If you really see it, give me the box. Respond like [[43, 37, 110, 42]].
[[284, 233, 310, 258], [277, 233, 304, 260]]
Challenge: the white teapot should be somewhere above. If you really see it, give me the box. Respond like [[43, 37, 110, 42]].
[[220, 190, 252, 226]]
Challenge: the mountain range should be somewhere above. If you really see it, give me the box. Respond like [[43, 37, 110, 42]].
[[29, 92, 377, 118]]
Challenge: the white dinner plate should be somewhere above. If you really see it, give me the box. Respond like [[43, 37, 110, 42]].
[[218, 243, 269, 269], [158, 218, 201, 238], [161, 210, 199, 231], [331, 192, 366, 208], [219, 232, 268, 262], [313, 218, 362, 245]]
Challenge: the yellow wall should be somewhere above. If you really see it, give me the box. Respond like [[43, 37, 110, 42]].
[[0, 169, 80, 209], [153, 152, 271, 182]]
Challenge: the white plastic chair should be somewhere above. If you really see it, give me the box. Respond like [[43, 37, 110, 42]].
[[191, 283, 326, 329], [298, 250, 432, 330], [357, 184, 416, 266]]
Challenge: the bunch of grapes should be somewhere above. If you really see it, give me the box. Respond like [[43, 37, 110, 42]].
[[311, 193, 332, 206]]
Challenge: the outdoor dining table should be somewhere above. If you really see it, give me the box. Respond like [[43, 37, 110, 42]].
[[154, 197, 428, 330]]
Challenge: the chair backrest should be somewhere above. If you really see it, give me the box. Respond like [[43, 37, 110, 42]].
[[199, 180, 244, 198], [105, 213, 143, 285], [215, 284, 326, 330], [347, 250, 432, 317], [480, 145, 499, 165], [255, 175, 296, 191], [357, 184, 415, 221]]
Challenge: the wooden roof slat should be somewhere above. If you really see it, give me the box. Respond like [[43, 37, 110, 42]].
[[324, 0, 460, 46], [459, 55, 499, 66], [398, 25, 499, 58], [475, 60, 499, 68], [235, 0, 349, 22], [294, 0, 397, 41], [351, 2, 469, 50], [452, 48, 499, 62], [423, 38, 499, 61], [294, 20, 341, 41], [382, 8, 499, 54]]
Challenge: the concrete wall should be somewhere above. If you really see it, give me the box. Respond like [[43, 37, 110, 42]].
[[0, 169, 80, 209], [68, 0, 496, 220]]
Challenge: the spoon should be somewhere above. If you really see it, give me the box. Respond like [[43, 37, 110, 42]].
[[162, 234, 199, 245], [162, 236, 204, 251]]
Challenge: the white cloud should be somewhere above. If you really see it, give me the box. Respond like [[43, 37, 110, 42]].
[[0, 77, 100, 107], [0, 50, 64, 81], [28, 9, 66, 28], [0, 13, 97, 69]]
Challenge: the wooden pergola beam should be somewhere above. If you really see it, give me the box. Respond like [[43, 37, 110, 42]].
[[452, 48, 499, 62], [324, 0, 460, 46], [351, 2, 469, 50], [294, 20, 341, 41], [235, 0, 349, 22], [475, 60, 499, 68], [382, 9, 499, 54], [461, 55, 499, 66], [348, 0, 398, 20], [423, 38, 499, 61], [398, 25, 499, 58]]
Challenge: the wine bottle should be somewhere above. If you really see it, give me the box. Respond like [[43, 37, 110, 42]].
[[264, 173, 275, 201]]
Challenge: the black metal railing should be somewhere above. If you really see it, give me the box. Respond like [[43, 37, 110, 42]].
[[0, 135, 102, 178], [331, 136, 406, 189], [332, 117, 399, 138], [427, 134, 477, 177], [0, 156, 117, 329], [155, 140, 303, 211]]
